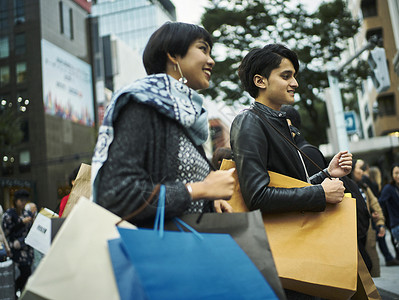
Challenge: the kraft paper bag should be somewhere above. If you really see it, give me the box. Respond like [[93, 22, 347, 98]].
[[20, 197, 135, 300], [62, 163, 92, 217], [352, 251, 381, 300], [220, 159, 358, 299]]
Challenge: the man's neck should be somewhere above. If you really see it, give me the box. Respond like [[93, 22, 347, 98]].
[[255, 98, 281, 111]]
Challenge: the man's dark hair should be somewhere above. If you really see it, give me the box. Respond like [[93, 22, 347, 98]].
[[143, 22, 213, 75], [238, 44, 299, 98], [280, 105, 301, 129]]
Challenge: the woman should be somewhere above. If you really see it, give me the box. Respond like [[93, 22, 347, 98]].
[[351, 159, 386, 277], [2, 189, 34, 294], [379, 163, 399, 252], [91, 22, 235, 224]]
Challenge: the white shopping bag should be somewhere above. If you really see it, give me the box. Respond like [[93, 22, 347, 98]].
[[21, 197, 136, 300], [25, 208, 58, 254]]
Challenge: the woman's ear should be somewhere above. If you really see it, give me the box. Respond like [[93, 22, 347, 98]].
[[253, 74, 267, 89], [166, 53, 178, 65]]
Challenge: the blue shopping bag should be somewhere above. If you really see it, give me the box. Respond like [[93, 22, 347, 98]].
[[116, 185, 277, 300], [107, 238, 148, 300]]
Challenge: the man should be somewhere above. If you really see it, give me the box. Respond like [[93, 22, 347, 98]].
[[230, 44, 352, 214]]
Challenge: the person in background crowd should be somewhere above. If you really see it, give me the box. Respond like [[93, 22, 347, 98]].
[[91, 22, 235, 225], [212, 147, 233, 170], [281, 105, 372, 271], [59, 165, 80, 217], [379, 163, 399, 260], [25, 202, 37, 219], [367, 165, 399, 266], [350, 159, 386, 277], [2, 189, 34, 296]]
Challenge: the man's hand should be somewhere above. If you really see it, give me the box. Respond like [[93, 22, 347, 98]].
[[321, 178, 345, 204], [327, 151, 353, 178]]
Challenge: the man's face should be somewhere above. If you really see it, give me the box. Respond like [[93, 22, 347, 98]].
[[262, 58, 298, 110]]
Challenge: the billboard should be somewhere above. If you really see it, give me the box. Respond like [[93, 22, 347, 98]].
[[41, 39, 94, 127]]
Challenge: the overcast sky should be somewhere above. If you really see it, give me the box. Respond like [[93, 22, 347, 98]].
[[171, 0, 323, 25]]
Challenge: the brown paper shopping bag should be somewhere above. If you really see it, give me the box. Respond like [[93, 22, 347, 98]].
[[20, 197, 135, 300], [62, 163, 92, 217], [220, 159, 359, 299]]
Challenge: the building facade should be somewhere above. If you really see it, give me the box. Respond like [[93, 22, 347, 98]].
[[349, 0, 399, 138], [0, 0, 96, 210], [91, 0, 176, 55]]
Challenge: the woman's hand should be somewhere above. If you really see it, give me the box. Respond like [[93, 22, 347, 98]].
[[188, 168, 235, 201], [214, 200, 233, 213], [327, 151, 352, 178]]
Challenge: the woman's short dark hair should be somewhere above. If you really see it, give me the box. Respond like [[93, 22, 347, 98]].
[[143, 22, 213, 75], [13, 189, 30, 206], [238, 44, 299, 98]]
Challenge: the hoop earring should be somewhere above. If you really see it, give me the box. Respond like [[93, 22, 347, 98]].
[[176, 62, 187, 84]]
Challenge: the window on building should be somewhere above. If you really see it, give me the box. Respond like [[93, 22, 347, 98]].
[[14, 0, 25, 24], [366, 28, 383, 47], [2, 155, 14, 176], [59, 2, 64, 34], [16, 62, 27, 83], [59, 2, 73, 39], [361, 0, 377, 18], [14, 33, 25, 55], [364, 103, 370, 119], [19, 150, 30, 173], [0, 0, 8, 30], [0, 36, 9, 58], [20, 118, 29, 142], [69, 8, 74, 40], [367, 125, 374, 138], [0, 65, 10, 87], [377, 94, 396, 116]]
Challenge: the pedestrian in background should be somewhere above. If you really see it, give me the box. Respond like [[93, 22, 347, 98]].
[[2, 189, 34, 296], [59, 165, 80, 217], [212, 147, 232, 170], [350, 159, 386, 277], [379, 163, 399, 260], [367, 165, 399, 266], [92, 22, 235, 224]]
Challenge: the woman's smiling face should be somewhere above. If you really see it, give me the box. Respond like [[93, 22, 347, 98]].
[[176, 39, 215, 90]]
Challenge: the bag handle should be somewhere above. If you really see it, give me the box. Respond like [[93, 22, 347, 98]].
[[250, 108, 332, 180], [153, 185, 203, 239], [116, 184, 161, 226]]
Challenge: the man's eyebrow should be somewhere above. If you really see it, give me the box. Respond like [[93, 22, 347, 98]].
[[280, 70, 297, 77]]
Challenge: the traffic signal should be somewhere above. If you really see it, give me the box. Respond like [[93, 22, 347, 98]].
[[368, 47, 390, 93]]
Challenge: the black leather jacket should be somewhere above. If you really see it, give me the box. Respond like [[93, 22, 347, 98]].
[[230, 102, 327, 213]]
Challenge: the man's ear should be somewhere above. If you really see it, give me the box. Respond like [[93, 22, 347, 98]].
[[253, 74, 267, 89]]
